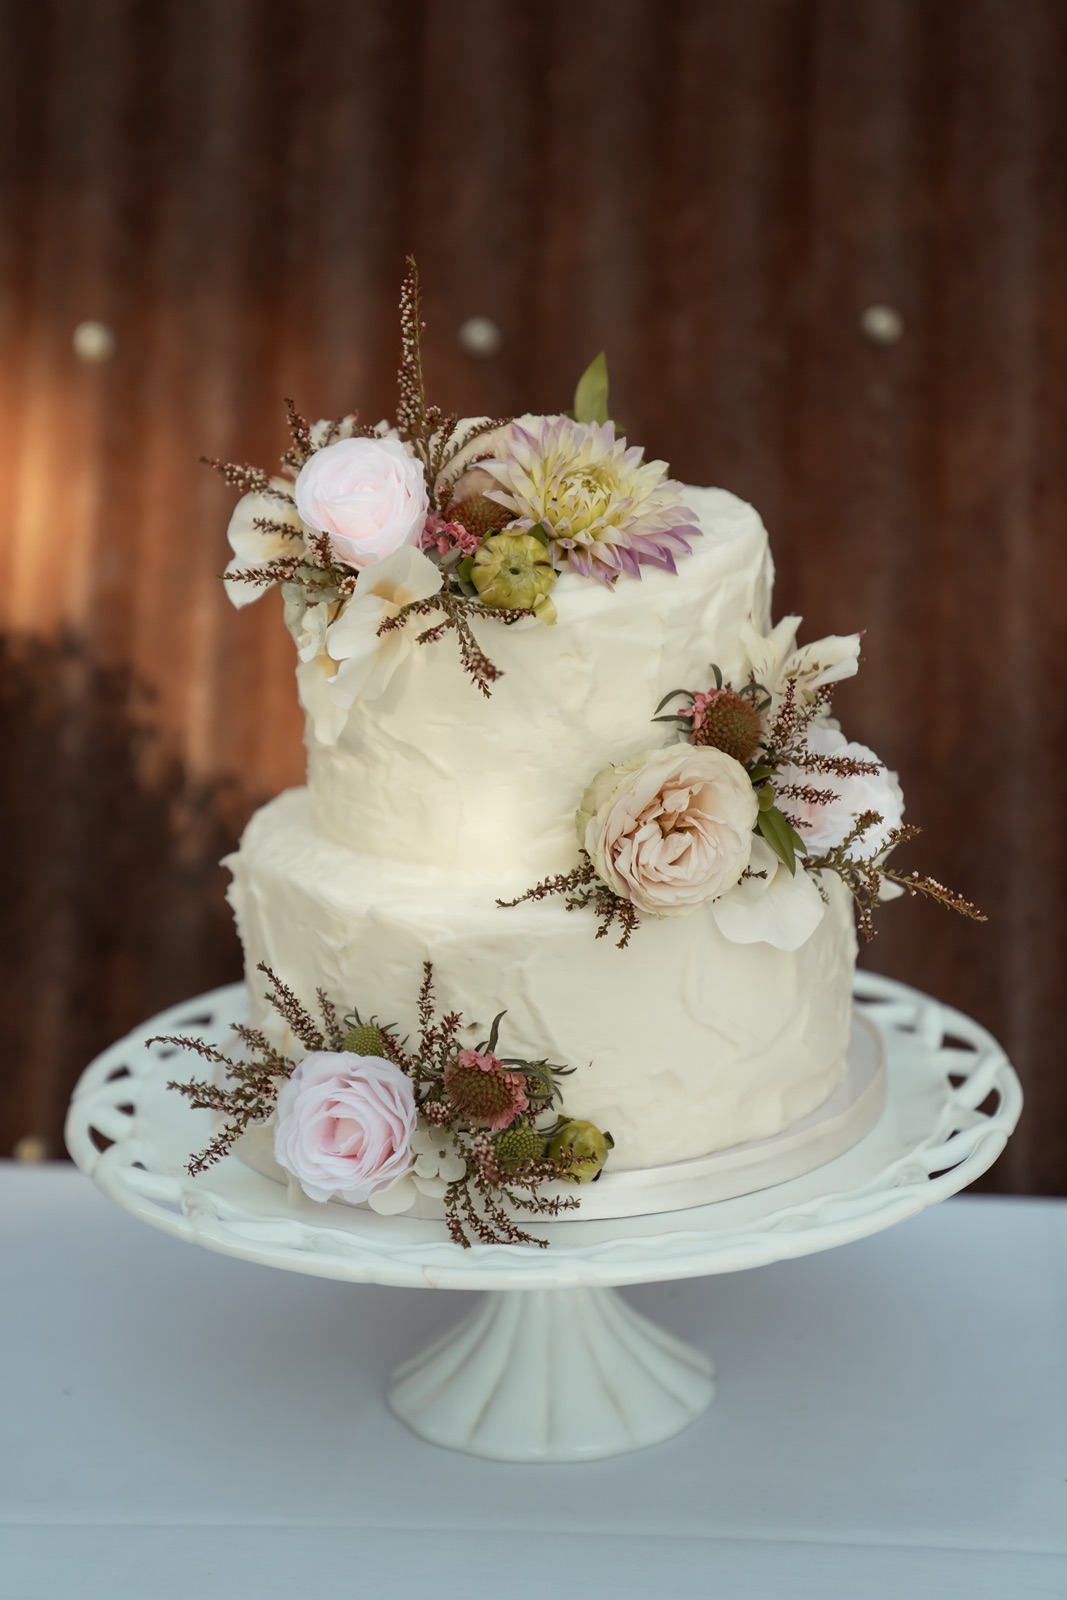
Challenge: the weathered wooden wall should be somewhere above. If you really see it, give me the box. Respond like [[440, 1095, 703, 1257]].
[[1, 0, 1064, 1191]]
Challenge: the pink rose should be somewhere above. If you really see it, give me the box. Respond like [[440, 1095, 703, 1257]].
[[274, 1051, 417, 1204], [293, 437, 428, 569], [577, 746, 758, 917]]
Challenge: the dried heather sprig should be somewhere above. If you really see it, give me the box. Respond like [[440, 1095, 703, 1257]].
[[498, 853, 642, 948], [808, 819, 986, 939], [316, 989, 345, 1051], [201, 457, 275, 496], [256, 962, 324, 1051], [281, 397, 314, 470], [378, 590, 530, 696]]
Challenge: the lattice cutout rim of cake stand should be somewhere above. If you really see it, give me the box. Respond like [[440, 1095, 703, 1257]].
[[65, 971, 1021, 1462]]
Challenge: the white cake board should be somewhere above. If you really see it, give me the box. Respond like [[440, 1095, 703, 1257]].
[[65, 972, 1021, 1463]]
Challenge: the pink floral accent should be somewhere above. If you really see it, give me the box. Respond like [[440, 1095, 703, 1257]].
[[444, 1049, 529, 1132], [274, 1051, 417, 1204], [680, 691, 713, 729], [421, 514, 483, 558]]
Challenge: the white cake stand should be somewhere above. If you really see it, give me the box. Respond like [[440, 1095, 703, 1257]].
[[65, 971, 1021, 1463]]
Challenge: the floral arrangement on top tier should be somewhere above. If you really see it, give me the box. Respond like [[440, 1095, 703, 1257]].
[[215, 260, 700, 743], [155, 964, 614, 1249], [501, 618, 985, 949]]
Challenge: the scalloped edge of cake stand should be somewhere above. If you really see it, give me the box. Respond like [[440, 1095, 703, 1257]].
[[65, 971, 1022, 1292]]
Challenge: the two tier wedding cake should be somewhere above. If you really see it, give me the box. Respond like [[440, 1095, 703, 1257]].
[[163, 267, 980, 1247]]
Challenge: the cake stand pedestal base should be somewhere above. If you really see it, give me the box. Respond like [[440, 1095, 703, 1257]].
[[388, 1285, 714, 1461]]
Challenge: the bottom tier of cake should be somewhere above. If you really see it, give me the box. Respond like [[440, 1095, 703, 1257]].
[[225, 789, 859, 1173]]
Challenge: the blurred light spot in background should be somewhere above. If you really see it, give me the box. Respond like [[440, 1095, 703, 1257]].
[[13, 1135, 51, 1163], [458, 316, 502, 358], [72, 320, 116, 363], [860, 305, 904, 345]]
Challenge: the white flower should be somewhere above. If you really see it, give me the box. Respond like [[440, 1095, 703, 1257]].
[[294, 436, 428, 569], [307, 416, 394, 449], [780, 725, 904, 859], [281, 584, 329, 663], [577, 746, 758, 917], [438, 415, 516, 504], [296, 545, 443, 746], [366, 1121, 466, 1216], [410, 1124, 467, 1192], [711, 837, 826, 950], [739, 615, 861, 700], [222, 479, 304, 608]]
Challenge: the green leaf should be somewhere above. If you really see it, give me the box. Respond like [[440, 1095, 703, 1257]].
[[747, 764, 774, 783], [527, 522, 551, 549], [456, 556, 475, 584], [485, 1009, 506, 1054], [572, 351, 610, 425], [654, 688, 693, 716], [756, 805, 806, 876], [519, 1061, 556, 1100]]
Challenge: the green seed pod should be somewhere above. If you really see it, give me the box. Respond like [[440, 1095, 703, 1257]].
[[342, 1024, 386, 1057], [471, 532, 558, 623], [547, 1118, 615, 1184]]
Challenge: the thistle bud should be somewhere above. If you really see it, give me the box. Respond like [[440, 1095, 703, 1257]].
[[494, 1123, 547, 1172], [342, 1024, 386, 1057], [689, 687, 763, 765]]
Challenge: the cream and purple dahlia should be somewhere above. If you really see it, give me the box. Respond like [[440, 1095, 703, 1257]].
[[481, 417, 700, 584]]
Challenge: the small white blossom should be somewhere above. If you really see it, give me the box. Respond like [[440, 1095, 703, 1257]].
[[712, 837, 827, 951], [366, 1120, 466, 1215], [295, 545, 443, 746], [738, 615, 861, 703]]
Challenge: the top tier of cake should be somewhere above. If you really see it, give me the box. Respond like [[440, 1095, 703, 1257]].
[[305, 486, 773, 881]]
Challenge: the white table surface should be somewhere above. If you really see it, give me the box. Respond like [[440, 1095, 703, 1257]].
[[0, 1165, 1063, 1600]]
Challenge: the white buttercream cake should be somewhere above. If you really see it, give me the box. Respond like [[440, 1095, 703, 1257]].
[[225, 485, 860, 1195]]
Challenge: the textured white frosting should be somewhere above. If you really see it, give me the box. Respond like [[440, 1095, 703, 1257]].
[[306, 486, 774, 880], [224, 484, 859, 1179], [227, 789, 857, 1169]]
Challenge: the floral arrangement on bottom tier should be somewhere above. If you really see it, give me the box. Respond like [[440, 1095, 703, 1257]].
[[154, 963, 613, 1249]]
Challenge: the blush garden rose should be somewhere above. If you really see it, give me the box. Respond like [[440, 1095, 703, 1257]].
[[576, 745, 759, 917], [273, 1050, 417, 1204], [293, 436, 428, 569]]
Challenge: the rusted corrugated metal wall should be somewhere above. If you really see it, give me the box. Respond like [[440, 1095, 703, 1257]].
[[1, 0, 1064, 1190]]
